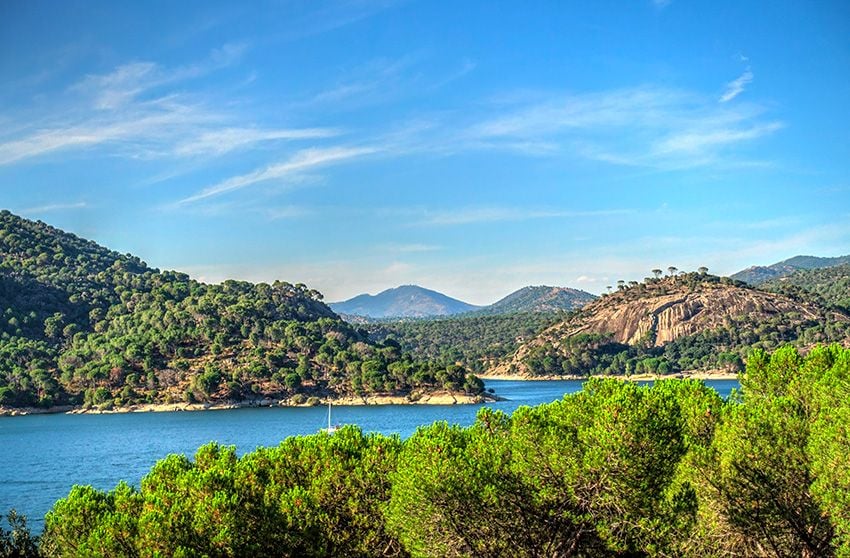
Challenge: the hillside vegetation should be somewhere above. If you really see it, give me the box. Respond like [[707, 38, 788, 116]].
[[731, 254, 850, 285], [762, 263, 850, 312], [469, 285, 596, 316], [0, 211, 482, 410], [367, 311, 569, 374], [12, 345, 847, 557], [496, 272, 850, 377]]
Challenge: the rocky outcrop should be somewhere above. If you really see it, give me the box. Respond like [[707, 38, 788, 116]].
[[497, 274, 848, 375], [568, 285, 823, 347]]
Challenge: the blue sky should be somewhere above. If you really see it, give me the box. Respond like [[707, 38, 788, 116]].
[[1, 0, 848, 304]]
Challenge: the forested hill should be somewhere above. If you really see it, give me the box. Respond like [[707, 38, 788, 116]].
[[761, 263, 850, 312], [731, 254, 850, 285], [0, 211, 482, 410], [367, 311, 570, 375], [471, 285, 595, 315], [494, 272, 850, 377]]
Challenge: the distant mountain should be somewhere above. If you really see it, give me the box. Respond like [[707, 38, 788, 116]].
[[332, 284, 597, 320], [473, 285, 596, 316], [329, 285, 480, 319], [731, 254, 850, 285]]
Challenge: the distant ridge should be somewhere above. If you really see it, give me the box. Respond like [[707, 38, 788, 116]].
[[331, 284, 597, 320], [731, 254, 850, 285], [470, 285, 596, 316], [329, 285, 480, 319]]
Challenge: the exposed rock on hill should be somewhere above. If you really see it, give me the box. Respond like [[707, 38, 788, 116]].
[[496, 273, 850, 377]]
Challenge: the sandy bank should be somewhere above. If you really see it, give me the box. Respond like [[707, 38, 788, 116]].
[[1, 392, 500, 417]]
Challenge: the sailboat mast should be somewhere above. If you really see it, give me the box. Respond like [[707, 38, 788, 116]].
[[328, 401, 332, 430]]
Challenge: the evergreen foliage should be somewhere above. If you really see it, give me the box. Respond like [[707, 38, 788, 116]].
[[762, 263, 850, 311], [367, 312, 568, 373]]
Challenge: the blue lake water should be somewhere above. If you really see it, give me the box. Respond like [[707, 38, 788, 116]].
[[0, 378, 739, 531]]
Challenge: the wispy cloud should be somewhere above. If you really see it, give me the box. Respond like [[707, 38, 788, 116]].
[[19, 201, 88, 214], [273, 0, 402, 42], [719, 69, 753, 103], [0, 44, 329, 166], [296, 55, 474, 112], [72, 42, 247, 110], [461, 84, 780, 169], [176, 145, 379, 205], [0, 97, 222, 165], [174, 127, 341, 157], [417, 207, 634, 226], [301, 57, 414, 108], [653, 121, 782, 156]]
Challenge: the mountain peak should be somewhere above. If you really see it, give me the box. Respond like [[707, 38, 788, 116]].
[[330, 283, 597, 320], [330, 285, 479, 319]]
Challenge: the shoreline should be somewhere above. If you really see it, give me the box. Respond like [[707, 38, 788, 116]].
[[0, 372, 739, 417], [0, 392, 501, 417], [478, 371, 741, 381]]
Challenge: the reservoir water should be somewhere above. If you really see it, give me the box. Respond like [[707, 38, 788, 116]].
[[0, 378, 739, 531]]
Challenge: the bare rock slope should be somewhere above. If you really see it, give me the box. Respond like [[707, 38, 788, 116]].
[[497, 274, 848, 376]]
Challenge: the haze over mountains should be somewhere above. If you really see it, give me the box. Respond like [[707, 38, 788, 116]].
[[731, 254, 850, 285], [335, 253, 850, 320], [330, 284, 597, 320], [329, 285, 480, 319]]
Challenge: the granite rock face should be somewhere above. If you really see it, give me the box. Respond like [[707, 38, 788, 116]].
[[499, 274, 847, 375]]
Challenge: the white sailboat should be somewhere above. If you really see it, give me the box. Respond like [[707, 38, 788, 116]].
[[321, 401, 338, 434]]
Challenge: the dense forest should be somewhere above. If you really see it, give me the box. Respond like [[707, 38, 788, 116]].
[[762, 263, 850, 312], [2, 344, 847, 557], [367, 312, 569, 374], [0, 211, 482, 410]]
